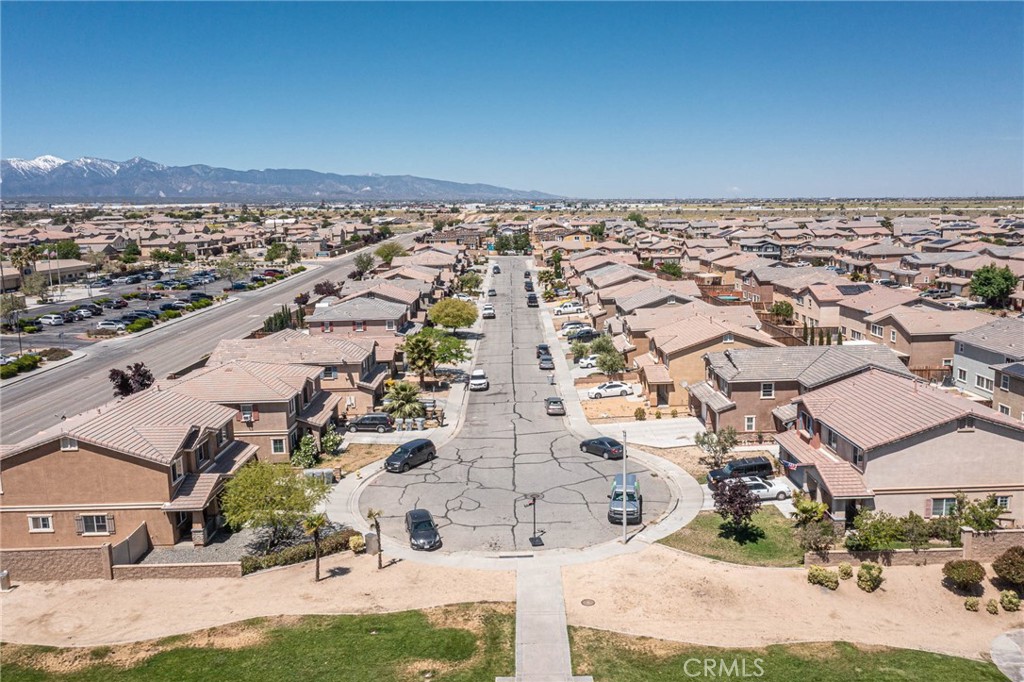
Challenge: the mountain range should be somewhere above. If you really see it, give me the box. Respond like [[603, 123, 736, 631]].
[[0, 155, 559, 202]]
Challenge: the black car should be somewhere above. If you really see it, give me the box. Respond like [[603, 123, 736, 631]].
[[385, 438, 437, 473], [81, 303, 104, 316], [492, 265, 501, 274], [405, 509, 442, 551], [536, 343, 551, 358], [60, 311, 78, 324], [347, 412, 395, 433], [137, 292, 162, 301], [524, 281, 534, 292], [160, 301, 184, 311], [580, 437, 624, 460], [567, 328, 599, 342], [189, 291, 213, 301], [526, 294, 539, 307], [524, 272, 531, 279], [93, 277, 113, 287], [123, 275, 142, 285], [134, 309, 160, 319], [539, 355, 555, 370], [707, 456, 774, 488], [120, 312, 147, 322]]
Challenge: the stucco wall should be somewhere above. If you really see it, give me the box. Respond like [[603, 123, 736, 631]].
[[961, 528, 1024, 562], [0, 544, 112, 581], [715, 381, 800, 435], [992, 368, 1024, 422]]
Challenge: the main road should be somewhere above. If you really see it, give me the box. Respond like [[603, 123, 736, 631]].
[[0, 232, 422, 444]]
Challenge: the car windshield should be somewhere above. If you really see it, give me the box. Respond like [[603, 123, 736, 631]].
[[412, 520, 434, 532], [611, 491, 637, 502]]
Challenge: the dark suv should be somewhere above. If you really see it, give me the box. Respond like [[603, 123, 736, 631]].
[[347, 412, 395, 433], [708, 456, 774, 488], [385, 438, 437, 472], [526, 293, 539, 307]]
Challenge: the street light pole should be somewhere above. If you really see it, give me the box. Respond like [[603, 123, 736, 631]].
[[621, 429, 628, 544]]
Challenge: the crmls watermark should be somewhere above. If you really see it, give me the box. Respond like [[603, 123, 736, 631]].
[[682, 658, 765, 678]]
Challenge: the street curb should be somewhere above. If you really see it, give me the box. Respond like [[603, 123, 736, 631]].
[[0, 349, 87, 387], [105, 296, 240, 344]]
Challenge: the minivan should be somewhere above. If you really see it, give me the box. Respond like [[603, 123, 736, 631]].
[[346, 412, 395, 433], [386, 438, 437, 473], [608, 474, 643, 525], [707, 456, 774, 488], [38, 314, 65, 326]]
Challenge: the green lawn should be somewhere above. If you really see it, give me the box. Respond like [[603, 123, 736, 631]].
[[657, 507, 804, 567], [570, 629, 1007, 682], [1, 605, 514, 682]]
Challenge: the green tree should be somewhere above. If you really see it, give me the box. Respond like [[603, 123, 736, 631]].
[[360, 214, 372, 225], [589, 335, 616, 355], [54, 240, 81, 260], [550, 250, 563, 278], [374, 241, 408, 265], [902, 511, 931, 552], [626, 211, 647, 228], [953, 491, 1004, 531], [845, 510, 904, 551], [222, 462, 330, 550], [20, 272, 49, 299], [417, 327, 471, 368], [287, 246, 301, 265], [769, 300, 794, 319], [320, 423, 343, 456], [791, 490, 828, 527], [969, 264, 1016, 307], [291, 433, 320, 469], [216, 254, 250, 284], [382, 381, 425, 420], [494, 234, 513, 253], [301, 513, 328, 582], [122, 241, 141, 259], [458, 271, 482, 293], [377, 225, 393, 239], [428, 298, 478, 332], [265, 242, 288, 263], [401, 333, 438, 384], [589, 222, 606, 239], [694, 427, 739, 469], [151, 249, 174, 263], [596, 351, 626, 377], [353, 252, 375, 276], [0, 293, 27, 327], [658, 262, 683, 278], [512, 233, 531, 252]]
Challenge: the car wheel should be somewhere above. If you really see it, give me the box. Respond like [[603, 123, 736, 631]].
[[580, 444, 587, 452], [429, 451, 436, 460], [602, 452, 609, 460], [776, 492, 787, 500], [620, 389, 628, 396], [402, 464, 410, 473], [348, 425, 358, 433], [593, 392, 602, 399], [376, 425, 386, 433]]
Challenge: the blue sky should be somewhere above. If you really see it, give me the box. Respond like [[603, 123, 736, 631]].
[[2, 2, 1021, 198]]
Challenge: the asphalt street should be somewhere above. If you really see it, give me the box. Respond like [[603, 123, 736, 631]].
[[0, 232, 421, 444], [359, 256, 670, 553]]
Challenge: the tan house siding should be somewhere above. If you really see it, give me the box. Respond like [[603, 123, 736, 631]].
[[651, 336, 776, 407], [993, 368, 1024, 422], [232, 402, 298, 464], [716, 381, 801, 435]]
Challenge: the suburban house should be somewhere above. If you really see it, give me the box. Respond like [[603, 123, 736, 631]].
[[861, 307, 992, 372], [207, 329, 387, 415], [781, 282, 872, 328], [776, 369, 1024, 529], [307, 297, 410, 336], [166, 361, 340, 464], [0, 390, 258, 551], [991, 362, 1024, 421], [951, 318, 1024, 400], [688, 345, 913, 438], [738, 238, 783, 260], [836, 285, 920, 341], [621, 301, 761, 358]]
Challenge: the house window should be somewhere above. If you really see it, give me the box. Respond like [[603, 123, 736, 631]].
[[28, 515, 53, 533], [289, 396, 298, 416], [197, 441, 211, 466], [171, 457, 185, 483], [1001, 375, 1010, 391], [386, 319, 396, 331], [760, 383, 775, 399], [60, 437, 78, 451], [890, 330, 897, 343], [272, 439, 285, 455], [354, 321, 365, 332], [942, 359, 953, 367], [217, 427, 228, 446], [744, 416, 756, 432], [931, 498, 957, 517], [323, 366, 338, 380], [853, 447, 864, 468], [826, 428, 837, 450], [852, 331, 863, 340], [999, 404, 1011, 416], [975, 375, 994, 392], [958, 343, 964, 353], [240, 403, 254, 421], [957, 416, 975, 431], [79, 514, 111, 535], [722, 333, 734, 344], [870, 324, 883, 338], [956, 368, 967, 382], [323, 321, 334, 333], [996, 496, 1011, 509]]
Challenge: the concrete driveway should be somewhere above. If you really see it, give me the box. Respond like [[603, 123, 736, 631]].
[[358, 256, 672, 553], [591, 416, 705, 448]]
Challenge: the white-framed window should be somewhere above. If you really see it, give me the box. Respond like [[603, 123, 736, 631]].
[[28, 515, 53, 533], [996, 496, 1011, 509], [890, 330, 897, 343], [354, 321, 365, 332], [240, 403, 254, 421], [60, 437, 78, 451], [870, 324, 883, 338], [177, 511, 191, 527], [942, 358, 953, 367], [322, 366, 338, 380], [744, 416, 756, 432], [852, 331, 863, 340], [760, 383, 775, 399], [976, 375, 994, 392], [323, 321, 334, 333], [722, 333, 734, 344], [999, 404, 1011, 416], [957, 368, 967, 382], [217, 426, 228, 446], [78, 514, 112, 535], [853, 446, 864, 468], [170, 457, 185, 483], [826, 428, 837, 449], [1001, 375, 1010, 391], [386, 319, 396, 331], [272, 439, 285, 455], [932, 498, 957, 517], [289, 396, 298, 415]]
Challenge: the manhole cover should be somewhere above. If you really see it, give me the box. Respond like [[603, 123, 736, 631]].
[[581, 599, 596, 607]]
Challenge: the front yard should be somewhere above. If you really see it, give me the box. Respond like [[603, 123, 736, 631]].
[[320, 443, 395, 475], [657, 507, 804, 567]]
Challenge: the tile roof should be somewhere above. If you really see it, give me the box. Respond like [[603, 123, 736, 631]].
[[650, 317, 781, 355], [794, 369, 1024, 450], [706, 345, 914, 387], [991, 362, 1024, 379], [298, 391, 343, 428], [625, 301, 761, 332], [775, 430, 871, 498], [340, 282, 420, 306], [950, 318, 1024, 358], [837, 285, 920, 314], [167, 361, 321, 403], [771, 403, 799, 424], [616, 283, 701, 313], [209, 329, 374, 367], [163, 474, 222, 512], [307, 297, 408, 322], [688, 380, 736, 412], [864, 307, 993, 336]]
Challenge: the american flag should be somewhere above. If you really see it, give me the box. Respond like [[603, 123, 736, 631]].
[[782, 459, 799, 471]]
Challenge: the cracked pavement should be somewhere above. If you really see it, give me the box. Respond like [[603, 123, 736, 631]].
[[358, 257, 671, 552]]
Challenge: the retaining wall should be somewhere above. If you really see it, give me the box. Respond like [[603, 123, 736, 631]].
[[0, 544, 112, 581], [112, 562, 243, 580]]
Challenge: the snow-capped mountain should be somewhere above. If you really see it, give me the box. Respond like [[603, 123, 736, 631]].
[[0, 155, 558, 201]]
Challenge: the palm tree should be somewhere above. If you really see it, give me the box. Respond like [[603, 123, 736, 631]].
[[401, 334, 437, 385], [366, 508, 384, 570], [382, 381, 425, 419], [302, 513, 328, 582], [537, 269, 555, 286]]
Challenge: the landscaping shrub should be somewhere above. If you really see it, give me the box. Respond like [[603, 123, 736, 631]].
[[838, 562, 853, 580], [14, 354, 41, 372], [857, 562, 884, 593], [348, 534, 366, 554], [1001, 590, 1021, 612], [126, 318, 154, 333], [159, 310, 182, 321], [796, 518, 836, 554], [943, 559, 986, 591], [22, 325, 39, 334], [992, 545, 1024, 588], [292, 265, 307, 273], [0, 364, 17, 380], [670, 409, 678, 418], [986, 599, 999, 615], [88, 328, 118, 338], [964, 597, 980, 612], [37, 348, 71, 361], [807, 565, 839, 590], [634, 407, 647, 421], [240, 528, 359, 575], [654, 410, 662, 420]]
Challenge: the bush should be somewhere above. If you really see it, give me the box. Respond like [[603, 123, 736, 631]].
[[634, 407, 647, 421], [159, 310, 182, 321], [14, 354, 41, 372], [348, 534, 366, 554], [36, 348, 71, 361], [240, 529, 359, 575], [292, 265, 307, 273], [1000, 590, 1021, 612], [992, 546, 1024, 588], [654, 410, 662, 420], [807, 565, 839, 590], [965, 597, 980, 612], [22, 325, 39, 334], [671, 409, 678, 418], [857, 562, 884, 593], [943, 559, 986, 591], [986, 599, 999, 615], [796, 518, 836, 554], [838, 562, 853, 580], [0, 364, 17, 379], [126, 318, 154, 333]]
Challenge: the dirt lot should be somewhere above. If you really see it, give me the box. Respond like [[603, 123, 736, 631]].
[[562, 544, 1017, 661], [321, 443, 394, 474], [0, 550, 515, 647], [635, 445, 776, 481], [581, 395, 649, 421]]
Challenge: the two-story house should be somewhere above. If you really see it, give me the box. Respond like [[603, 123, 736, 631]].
[[951, 318, 1024, 400], [776, 370, 1024, 528], [836, 285, 920, 341], [991, 362, 1024, 421], [307, 298, 410, 337], [861, 307, 992, 371]]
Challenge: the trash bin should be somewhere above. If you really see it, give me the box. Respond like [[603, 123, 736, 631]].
[[364, 533, 381, 556], [415, 417, 425, 430], [0, 570, 11, 592], [394, 418, 405, 431]]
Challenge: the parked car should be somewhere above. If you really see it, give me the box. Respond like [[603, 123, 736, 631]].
[[567, 327, 599, 342], [452, 293, 473, 302], [544, 397, 566, 415], [579, 437, 624, 460], [92, 277, 113, 287], [405, 508, 442, 551], [561, 320, 585, 332], [607, 473, 642, 524], [554, 288, 570, 297], [468, 369, 489, 391], [38, 314, 65, 326], [72, 308, 93, 318], [120, 312, 147, 322], [124, 275, 142, 285], [347, 412, 395, 433], [707, 456, 774, 488], [160, 302, 185, 311], [578, 354, 601, 369], [263, 269, 284, 277], [96, 320, 126, 331], [60, 311, 78, 324], [524, 281, 534, 292], [189, 291, 213, 301], [524, 272, 531, 279], [0, 354, 16, 365], [526, 294, 539, 307], [133, 310, 160, 319], [536, 343, 551, 358], [137, 292, 162, 301], [386, 438, 437, 473], [588, 381, 631, 399], [735, 476, 791, 501], [492, 265, 501, 274], [81, 303, 104, 316], [102, 298, 128, 309], [539, 355, 555, 370], [555, 302, 584, 316], [481, 304, 496, 319], [487, 288, 497, 297]]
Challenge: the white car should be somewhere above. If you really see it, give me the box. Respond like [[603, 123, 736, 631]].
[[452, 293, 473, 302], [555, 302, 584, 316], [736, 476, 791, 501], [588, 381, 631, 399], [578, 354, 601, 369], [74, 308, 93, 318], [0, 355, 15, 365], [96, 320, 126, 331], [38, 314, 65, 326], [481, 304, 495, 319], [468, 369, 489, 391]]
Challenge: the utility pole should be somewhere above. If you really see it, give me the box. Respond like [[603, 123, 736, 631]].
[[526, 493, 543, 547], [621, 429, 628, 544]]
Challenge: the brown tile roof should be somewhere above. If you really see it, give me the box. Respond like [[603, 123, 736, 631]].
[[167, 361, 321, 403], [298, 391, 343, 428], [209, 329, 374, 367], [864, 307, 993, 336], [776, 430, 872, 499], [837, 285, 920, 315], [650, 317, 780, 355], [163, 474, 222, 512], [206, 440, 259, 475]]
